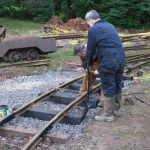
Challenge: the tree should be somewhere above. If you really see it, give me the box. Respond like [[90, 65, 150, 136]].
[[21, 0, 55, 22], [59, 0, 70, 21], [100, 0, 150, 28]]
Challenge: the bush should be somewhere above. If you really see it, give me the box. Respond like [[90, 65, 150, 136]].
[[1, 6, 28, 19], [21, 0, 55, 22], [100, 0, 150, 29]]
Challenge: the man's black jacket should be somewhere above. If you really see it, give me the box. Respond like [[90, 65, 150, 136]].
[[86, 20, 126, 73]]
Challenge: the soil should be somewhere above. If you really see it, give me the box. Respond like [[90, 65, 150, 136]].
[[44, 16, 88, 33]]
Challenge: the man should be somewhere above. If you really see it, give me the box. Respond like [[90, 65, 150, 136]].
[[73, 44, 99, 95], [85, 10, 126, 121]]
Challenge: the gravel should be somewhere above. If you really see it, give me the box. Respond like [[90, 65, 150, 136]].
[[0, 70, 81, 109], [122, 80, 135, 90], [6, 107, 100, 138], [0, 70, 100, 139], [54, 89, 79, 97], [33, 101, 85, 117]]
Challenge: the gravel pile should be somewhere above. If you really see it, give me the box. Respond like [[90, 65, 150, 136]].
[[54, 89, 79, 97], [6, 107, 100, 138], [33, 101, 85, 117], [122, 80, 135, 90], [0, 69, 101, 142], [0, 70, 81, 109]]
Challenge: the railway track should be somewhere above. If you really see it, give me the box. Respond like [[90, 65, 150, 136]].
[[0, 51, 149, 149], [126, 53, 150, 59], [0, 59, 51, 68], [126, 53, 150, 63], [1, 53, 149, 69], [125, 59, 150, 74], [42, 32, 150, 40], [0, 75, 101, 150]]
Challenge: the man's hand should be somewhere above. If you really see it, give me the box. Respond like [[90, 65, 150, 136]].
[[76, 67, 85, 73], [94, 70, 99, 75]]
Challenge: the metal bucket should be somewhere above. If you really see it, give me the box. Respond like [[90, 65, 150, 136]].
[[0, 105, 10, 117]]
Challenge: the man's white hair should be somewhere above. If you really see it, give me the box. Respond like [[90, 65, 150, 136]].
[[85, 10, 100, 21]]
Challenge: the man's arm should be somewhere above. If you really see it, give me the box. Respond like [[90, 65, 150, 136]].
[[86, 28, 96, 66]]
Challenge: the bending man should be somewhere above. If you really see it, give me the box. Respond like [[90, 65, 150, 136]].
[[85, 10, 126, 121], [73, 44, 99, 95]]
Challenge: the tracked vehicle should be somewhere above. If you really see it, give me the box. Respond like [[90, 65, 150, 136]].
[[0, 26, 56, 63]]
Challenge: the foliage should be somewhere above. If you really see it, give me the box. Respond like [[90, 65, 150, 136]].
[[100, 0, 150, 28], [21, 0, 55, 22], [59, 0, 70, 22], [0, 0, 149, 29], [1, 6, 28, 19]]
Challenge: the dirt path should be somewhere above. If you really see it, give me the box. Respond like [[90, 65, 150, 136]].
[[51, 71, 150, 150]]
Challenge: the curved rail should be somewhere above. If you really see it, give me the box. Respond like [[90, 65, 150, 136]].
[[126, 56, 150, 63], [0, 76, 83, 126], [126, 53, 150, 61], [125, 60, 150, 74], [22, 83, 101, 150]]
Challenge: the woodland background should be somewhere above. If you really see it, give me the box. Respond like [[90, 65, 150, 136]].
[[0, 0, 149, 29]]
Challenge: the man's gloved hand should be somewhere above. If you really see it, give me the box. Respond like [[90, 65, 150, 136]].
[[94, 70, 99, 75], [76, 67, 84, 73]]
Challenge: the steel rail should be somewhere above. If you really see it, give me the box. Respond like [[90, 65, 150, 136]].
[[42, 33, 87, 40], [22, 83, 101, 150], [0, 76, 83, 126], [134, 96, 150, 107], [42, 32, 150, 41], [0, 59, 52, 68], [126, 53, 150, 59], [126, 53, 150, 61], [125, 60, 150, 74], [0, 53, 148, 68], [126, 57, 150, 63], [121, 32, 150, 39], [125, 47, 150, 51]]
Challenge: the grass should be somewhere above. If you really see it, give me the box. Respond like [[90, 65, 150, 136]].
[[0, 17, 44, 36], [46, 48, 80, 69]]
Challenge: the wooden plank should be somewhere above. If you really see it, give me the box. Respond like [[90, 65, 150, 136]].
[[0, 126, 69, 143]]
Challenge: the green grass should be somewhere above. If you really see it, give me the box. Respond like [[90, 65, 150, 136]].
[[45, 48, 80, 69], [0, 17, 44, 36]]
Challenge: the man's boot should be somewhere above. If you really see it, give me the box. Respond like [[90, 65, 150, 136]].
[[114, 93, 122, 117], [95, 96, 115, 122]]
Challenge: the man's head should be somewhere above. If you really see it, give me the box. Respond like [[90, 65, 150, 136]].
[[85, 10, 100, 27], [73, 44, 86, 57]]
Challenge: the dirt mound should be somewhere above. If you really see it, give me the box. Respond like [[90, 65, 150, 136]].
[[47, 16, 64, 26], [66, 17, 88, 31], [44, 16, 88, 33]]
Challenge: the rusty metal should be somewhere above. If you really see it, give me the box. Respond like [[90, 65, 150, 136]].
[[134, 96, 150, 107], [126, 56, 150, 63], [42, 33, 87, 40], [126, 53, 150, 59], [126, 53, 150, 61], [0, 25, 6, 41], [0, 76, 83, 126], [0, 35, 56, 62], [0, 59, 51, 68], [22, 83, 101, 150], [125, 60, 150, 74], [42, 32, 150, 40], [125, 47, 150, 51]]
